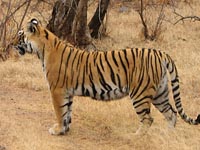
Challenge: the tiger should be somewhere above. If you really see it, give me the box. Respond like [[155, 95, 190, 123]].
[[13, 18, 200, 136]]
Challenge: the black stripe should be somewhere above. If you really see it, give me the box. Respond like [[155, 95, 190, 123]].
[[154, 50, 163, 78], [146, 49, 151, 72], [89, 63, 93, 80], [122, 49, 129, 68], [56, 41, 61, 50], [173, 92, 180, 99], [89, 75, 97, 98], [159, 50, 163, 58], [100, 89, 105, 100], [29, 44, 33, 54], [97, 65, 112, 91], [134, 101, 149, 109], [153, 87, 168, 100], [111, 50, 119, 67], [133, 95, 152, 106], [54, 44, 68, 89], [136, 108, 150, 115], [54, 38, 57, 47], [76, 51, 86, 93], [62, 111, 68, 117], [170, 65, 175, 74], [135, 48, 139, 57], [178, 108, 183, 114], [66, 48, 73, 67], [49, 82, 53, 90], [118, 51, 128, 84], [85, 89, 90, 96], [135, 76, 151, 100], [41, 44, 45, 70], [46, 70, 49, 78], [42, 44, 45, 61], [130, 66, 145, 98], [99, 54, 105, 71], [85, 53, 90, 74], [172, 85, 179, 92], [150, 55, 156, 83], [63, 117, 71, 126], [93, 52, 98, 66], [37, 51, 40, 59], [130, 49, 136, 83], [80, 51, 85, 62], [141, 48, 145, 67], [44, 29, 49, 40], [62, 48, 73, 88], [81, 67, 86, 94], [76, 52, 82, 70], [60, 101, 73, 108], [131, 49, 136, 69], [171, 78, 178, 84], [153, 51, 159, 84], [153, 99, 169, 106], [116, 74, 121, 89], [105, 52, 116, 85], [75, 53, 82, 90], [160, 104, 171, 113], [71, 50, 79, 69], [71, 50, 79, 84], [175, 100, 181, 106], [176, 103, 182, 108]]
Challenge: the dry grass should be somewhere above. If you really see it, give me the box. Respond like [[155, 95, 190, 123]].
[[1, 1, 200, 150]]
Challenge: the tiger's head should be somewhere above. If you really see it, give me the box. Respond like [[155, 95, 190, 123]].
[[13, 18, 53, 56], [12, 29, 26, 55]]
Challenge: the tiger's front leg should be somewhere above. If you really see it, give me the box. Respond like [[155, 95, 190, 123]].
[[49, 89, 73, 135]]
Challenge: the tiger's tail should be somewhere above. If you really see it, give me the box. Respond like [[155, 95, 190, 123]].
[[165, 54, 200, 125]]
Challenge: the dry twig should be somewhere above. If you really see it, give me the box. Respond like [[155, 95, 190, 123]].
[[174, 11, 200, 25]]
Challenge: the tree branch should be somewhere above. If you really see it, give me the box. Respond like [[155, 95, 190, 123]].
[[174, 11, 200, 25]]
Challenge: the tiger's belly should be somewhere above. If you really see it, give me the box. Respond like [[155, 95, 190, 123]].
[[71, 86, 129, 101]]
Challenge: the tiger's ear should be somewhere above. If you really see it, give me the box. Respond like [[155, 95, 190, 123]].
[[30, 18, 39, 25], [28, 18, 39, 33]]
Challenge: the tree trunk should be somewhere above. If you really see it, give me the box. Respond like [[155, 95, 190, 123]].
[[72, 0, 91, 46], [47, 0, 92, 47], [47, 0, 110, 47], [46, 0, 79, 42], [88, 0, 110, 38]]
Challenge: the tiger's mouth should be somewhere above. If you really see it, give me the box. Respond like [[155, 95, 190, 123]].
[[16, 45, 26, 55]]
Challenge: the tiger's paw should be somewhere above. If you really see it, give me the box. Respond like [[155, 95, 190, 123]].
[[135, 118, 153, 136], [49, 123, 69, 135], [134, 126, 149, 136]]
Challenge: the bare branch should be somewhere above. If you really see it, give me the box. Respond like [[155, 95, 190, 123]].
[[174, 11, 200, 25], [136, 0, 167, 41], [0, 1, 28, 29], [15, 0, 32, 36], [153, 1, 165, 39], [137, 0, 149, 40]]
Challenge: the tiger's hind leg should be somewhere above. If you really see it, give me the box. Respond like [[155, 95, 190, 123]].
[[131, 94, 154, 135], [49, 89, 73, 135], [153, 75, 177, 128]]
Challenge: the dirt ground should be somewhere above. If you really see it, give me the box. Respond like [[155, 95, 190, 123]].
[[1, 1, 200, 150], [0, 82, 200, 150]]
